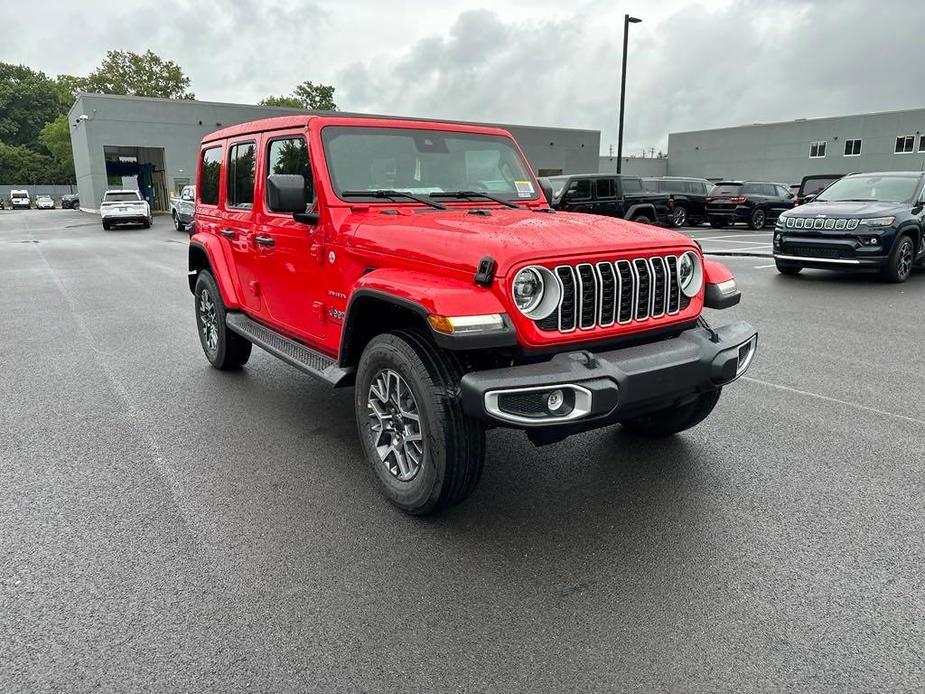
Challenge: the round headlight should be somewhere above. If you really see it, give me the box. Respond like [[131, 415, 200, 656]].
[[678, 251, 703, 298], [512, 267, 544, 313]]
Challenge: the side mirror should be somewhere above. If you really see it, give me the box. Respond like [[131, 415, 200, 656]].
[[267, 174, 308, 213], [538, 179, 555, 207]]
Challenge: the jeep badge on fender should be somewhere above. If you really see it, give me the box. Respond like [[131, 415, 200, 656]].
[[187, 114, 758, 515]]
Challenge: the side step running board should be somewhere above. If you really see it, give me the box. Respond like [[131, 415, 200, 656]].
[[225, 312, 353, 387]]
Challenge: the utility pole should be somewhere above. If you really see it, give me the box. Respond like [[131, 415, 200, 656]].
[[616, 14, 642, 174]]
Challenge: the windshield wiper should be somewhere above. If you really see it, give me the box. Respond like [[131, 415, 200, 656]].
[[430, 191, 521, 209], [341, 190, 445, 210], [831, 198, 877, 202]]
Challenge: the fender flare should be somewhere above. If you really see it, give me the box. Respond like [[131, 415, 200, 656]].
[[188, 234, 241, 309], [339, 269, 515, 366], [893, 222, 923, 254], [624, 203, 657, 221]]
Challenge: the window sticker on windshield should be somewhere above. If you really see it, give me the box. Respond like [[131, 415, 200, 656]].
[[514, 180, 535, 197]]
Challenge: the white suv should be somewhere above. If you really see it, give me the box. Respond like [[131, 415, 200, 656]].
[[10, 190, 30, 209], [100, 190, 152, 230]]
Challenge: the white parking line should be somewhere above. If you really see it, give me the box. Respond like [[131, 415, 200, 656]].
[[753, 263, 777, 269], [743, 376, 925, 428]]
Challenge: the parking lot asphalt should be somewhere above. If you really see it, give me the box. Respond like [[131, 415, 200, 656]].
[[678, 224, 774, 256], [2, 209, 923, 692]]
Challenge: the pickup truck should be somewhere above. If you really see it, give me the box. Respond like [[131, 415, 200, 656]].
[[542, 173, 672, 225], [169, 185, 196, 231]]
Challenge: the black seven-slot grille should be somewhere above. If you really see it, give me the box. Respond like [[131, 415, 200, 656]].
[[535, 255, 690, 333]]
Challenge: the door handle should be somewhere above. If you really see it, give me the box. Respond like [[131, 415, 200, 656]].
[[220, 229, 235, 238], [255, 235, 275, 247]]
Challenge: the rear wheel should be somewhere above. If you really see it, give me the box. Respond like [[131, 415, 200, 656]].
[[194, 270, 252, 369], [670, 206, 688, 227], [632, 215, 652, 224], [749, 208, 767, 230], [882, 234, 915, 283], [621, 389, 721, 437], [775, 259, 802, 275], [173, 211, 185, 231], [355, 330, 485, 515]]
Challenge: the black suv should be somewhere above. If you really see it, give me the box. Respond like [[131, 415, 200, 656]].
[[793, 174, 844, 206], [774, 171, 925, 282], [643, 176, 712, 227], [705, 181, 794, 229], [60, 193, 80, 209], [544, 173, 672, 225]]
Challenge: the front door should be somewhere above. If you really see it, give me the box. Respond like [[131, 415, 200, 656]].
[[252, 130, 328, 344]]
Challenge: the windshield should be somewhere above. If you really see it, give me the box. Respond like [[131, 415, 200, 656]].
[[321, 126, 538, 202], [104, 192, 141, 202], [709, 183, 742, 196], [800, 176, 841, 196], [37, 196, 51, 201], [11, 192, 27, 199], [815, 175, 920, 203]]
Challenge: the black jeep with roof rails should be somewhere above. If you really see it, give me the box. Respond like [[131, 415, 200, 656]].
[[542, 173, 672, 225], [774, 171, 925, 283]]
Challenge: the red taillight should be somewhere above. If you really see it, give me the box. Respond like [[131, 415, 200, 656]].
[[728, 196, 747, 204]]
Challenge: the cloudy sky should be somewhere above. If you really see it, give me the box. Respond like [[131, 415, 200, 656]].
[[2, 0, 921, 154]]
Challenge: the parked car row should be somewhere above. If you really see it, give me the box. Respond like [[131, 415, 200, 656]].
[[1, 190, 80, 209]]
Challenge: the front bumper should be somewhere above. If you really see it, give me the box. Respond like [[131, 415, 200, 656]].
[[460, 321, 757, 430]]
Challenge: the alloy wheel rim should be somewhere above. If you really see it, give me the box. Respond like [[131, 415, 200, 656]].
[[898, 240, 913, 278], [366, 369, 424, 482], [673, 208, 686, 226], [198, 289, 218, 352], [754, 210, 766, 227]]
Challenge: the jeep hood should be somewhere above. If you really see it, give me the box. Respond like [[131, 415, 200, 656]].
[[346, 208, 694, 276], [792, 200, 902, 217]]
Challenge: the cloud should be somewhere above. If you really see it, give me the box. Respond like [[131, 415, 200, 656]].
[[335, 0, 924, 154]]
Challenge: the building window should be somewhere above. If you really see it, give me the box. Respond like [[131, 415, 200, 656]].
[[843, 139, 862, 157], [895, 135, 915, 154], [919, 135, 925, 153], [809, 141, 826, 158]]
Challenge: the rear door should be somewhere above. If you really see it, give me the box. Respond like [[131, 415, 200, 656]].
[[592, 177, 619, 216], [222, 138, 263, 314], [252, 129, 328, 343], [560, 178, 594, 214]]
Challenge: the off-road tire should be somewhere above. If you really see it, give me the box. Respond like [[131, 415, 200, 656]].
[[670, 206, 688, 227], [621, 388, 722, 437], [882, 234, 915, 283], [632, 215, 652, 224], [193, 270, 251, 370], [749, 208, 767, 230], [775, 260, 802, 275], [173, 211, 185, 232], [355, 330, 485, 515]]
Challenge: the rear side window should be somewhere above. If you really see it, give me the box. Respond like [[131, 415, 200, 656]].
[[642, 179, 658, 192], [200, 147, 222, 205], [621, 177, 643, 193], [595, 178, 615, 199], [267, 137, 313, 205], [661, 179, 686, 194], [227, 142, 256, 208]]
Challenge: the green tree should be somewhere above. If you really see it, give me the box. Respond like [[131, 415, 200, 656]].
[[0, 63, 65, 149], [0, 142, 66, 184], [85, 50, 194, 99], [258, 95, 303, 109], [38, 114, 75, 180], [258, 80, 337, 111]]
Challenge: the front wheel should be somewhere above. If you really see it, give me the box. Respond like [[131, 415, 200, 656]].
[[193, 270, 252, 369], [173, 211, 185, 232], [775, 259, 802, 275], [355, 330, 485, 515], [620, 389, 721, 437], [670, 206, 688, 227], [749, 208, 767, 230], [882, 235, 915, 283]]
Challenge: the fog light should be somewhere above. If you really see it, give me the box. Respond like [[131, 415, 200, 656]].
[[546, 389, 564, 412]]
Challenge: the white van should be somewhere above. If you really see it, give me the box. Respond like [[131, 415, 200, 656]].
[[10, 190, 30, 209]]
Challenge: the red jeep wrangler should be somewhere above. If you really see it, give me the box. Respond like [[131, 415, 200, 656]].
[[188, 115, 757, 515]]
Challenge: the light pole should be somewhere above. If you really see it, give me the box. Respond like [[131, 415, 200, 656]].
[[616, 14, 642, 174]]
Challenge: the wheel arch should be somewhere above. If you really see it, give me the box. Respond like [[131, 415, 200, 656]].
[[339, 290, 433, 369], [624, 203, 657, 221], [188, 237, 241, 308]]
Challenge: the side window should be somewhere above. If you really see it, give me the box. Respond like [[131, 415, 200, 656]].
[[227, 141, 256, 208], [775, 185, 790, 198], [622, 177, 643, 193], [595, 178, 615, 199], [267, 136, 313, 207], [199, 147, 222, 206], [762, 184, 777, 196], [565, 179, 592, 201], [742, 183, 759, 195]]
